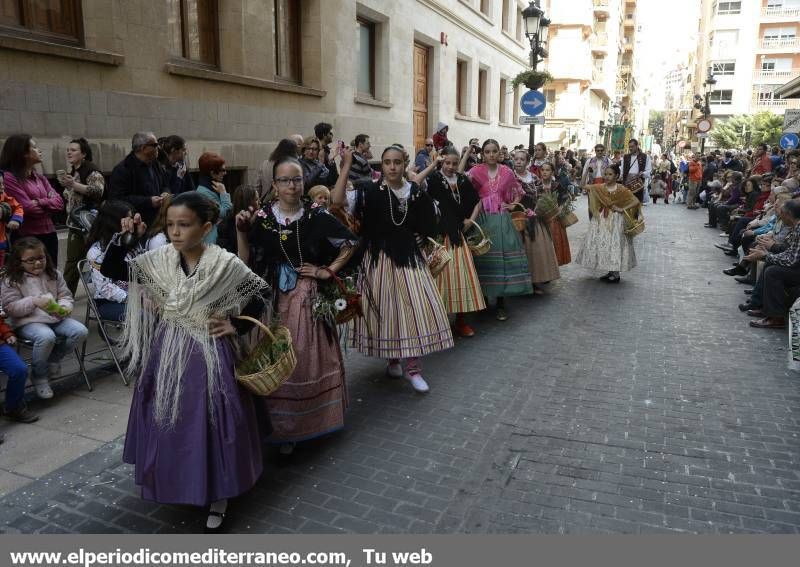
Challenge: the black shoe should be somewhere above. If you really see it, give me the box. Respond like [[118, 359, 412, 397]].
[[704, 224, 717, 228], [734, 275, 753, 284], [599, 272, 612, 281], [724, 266, 747, 276], [4, 405, 39, 424], [744, 289, 754, 295], [715, 243, 733, 251], [607, 274, 621, 283], [724, 249, 739, 256], [738, 302, 752, 312]]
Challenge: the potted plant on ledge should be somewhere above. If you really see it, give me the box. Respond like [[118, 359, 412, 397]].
[[512, 70, 553, 91]]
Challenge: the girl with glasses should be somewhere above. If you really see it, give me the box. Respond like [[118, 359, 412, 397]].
[[236, 157, 357, 454], [1, 237, 89, 399]]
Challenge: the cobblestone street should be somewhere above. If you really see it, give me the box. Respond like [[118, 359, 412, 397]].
[[1, 201, 799, 534]]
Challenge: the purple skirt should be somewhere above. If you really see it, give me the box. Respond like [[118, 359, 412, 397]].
[[122, 334, 263, 507]]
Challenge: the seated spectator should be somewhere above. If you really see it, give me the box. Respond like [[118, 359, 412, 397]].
[[0, 169, 23, 267], [143, 194, 171, 251], [0, 310, 38, 423], [85, 201, 140, 322], [0, 134, 64, 263], [195, 152, 231, 245], [743, 199, 800, 329], [157, 135, 195, 195], [1, 237, 89, 400], [109, 131, 165, 226], [218, 184, 259, 255]]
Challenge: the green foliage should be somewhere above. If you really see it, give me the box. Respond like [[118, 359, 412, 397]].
[[648, 111, 665, 142], [710, 112, 785, 149], [511, 70, 553, 91]]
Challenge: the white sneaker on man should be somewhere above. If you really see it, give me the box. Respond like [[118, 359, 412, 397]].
[[386, 361, 404, 379], [405, 373, 430, 393]]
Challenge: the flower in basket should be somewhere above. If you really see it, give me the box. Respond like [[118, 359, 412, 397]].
[[525, 208, 535, 218], [334, 298, 347, 311]]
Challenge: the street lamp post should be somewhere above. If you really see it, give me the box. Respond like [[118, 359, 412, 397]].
[[694, 71, 716, 154], [522, 1, 550, 154]]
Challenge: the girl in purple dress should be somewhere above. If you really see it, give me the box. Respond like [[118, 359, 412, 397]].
[[117, 192, 268, 531]]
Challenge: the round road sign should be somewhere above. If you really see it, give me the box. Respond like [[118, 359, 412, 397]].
[[697, 118, 713, 133]]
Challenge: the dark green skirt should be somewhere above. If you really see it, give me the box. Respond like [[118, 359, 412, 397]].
[[472, 212, 533, 299]]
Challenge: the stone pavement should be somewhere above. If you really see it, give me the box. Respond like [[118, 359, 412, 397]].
[[1, 201, 799, 534]]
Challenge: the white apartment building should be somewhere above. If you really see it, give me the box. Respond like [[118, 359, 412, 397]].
[[693, 0, 800, 122], [0, 0, 531, 180], [538, 0, 637, 151]]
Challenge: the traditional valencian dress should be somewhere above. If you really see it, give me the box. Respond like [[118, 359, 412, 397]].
[[121, 244, 267, 506], [347, 179, 454, 359], [248, 202, 357, 443], [538, 177, 572, 266], [468, 164, 533, 299], [426, 170, 486, 314], [576, 183, 641, 273], [516, 171, 560, 284]]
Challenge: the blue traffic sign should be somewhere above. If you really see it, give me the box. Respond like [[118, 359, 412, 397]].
[[520, 90, 546, 117], [780, 132, 799, 151]]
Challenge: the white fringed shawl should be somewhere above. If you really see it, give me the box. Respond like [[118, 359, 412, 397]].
[[120, 244, 267, 427]]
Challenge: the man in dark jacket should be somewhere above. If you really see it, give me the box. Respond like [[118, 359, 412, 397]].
[[109, 131, 165, 225]]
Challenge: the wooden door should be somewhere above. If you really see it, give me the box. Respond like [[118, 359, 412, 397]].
[[413, 43, 429, 153]]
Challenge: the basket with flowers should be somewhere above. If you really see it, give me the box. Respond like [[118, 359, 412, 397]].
[[311, 271, 362, 328]]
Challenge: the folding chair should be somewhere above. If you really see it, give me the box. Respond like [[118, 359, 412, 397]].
[[77, 259, 129, 386]]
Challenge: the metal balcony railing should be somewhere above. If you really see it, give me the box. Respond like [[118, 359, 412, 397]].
[[761, 6, 800, 18], [753, 68, 799, 81]]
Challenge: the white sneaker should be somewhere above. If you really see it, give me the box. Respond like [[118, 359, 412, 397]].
[[386, 361, 404, 379], [34, 382, 54, 399], [405, 373, 430, 393]]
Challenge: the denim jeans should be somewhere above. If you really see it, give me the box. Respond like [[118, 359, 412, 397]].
[[0, 343, 29, 411], [17, 319, 89, 380], [96, 299, 126, 322]]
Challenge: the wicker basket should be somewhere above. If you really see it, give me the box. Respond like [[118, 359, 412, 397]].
[[508, 203, 528, 232], [234, 315, 296, 396], [425, 237, 452, 278], [559, 211, 579, 227], [465, 222, 491, 256], [623, 210, 645, 237]]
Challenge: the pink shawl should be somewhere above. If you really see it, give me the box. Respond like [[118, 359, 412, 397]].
[[468, 164, 522, 214]]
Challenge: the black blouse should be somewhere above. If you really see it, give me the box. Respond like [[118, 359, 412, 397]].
[[426, 171, 480, 247], [352, 180, 439, 268], [249, 203, 356, 280]]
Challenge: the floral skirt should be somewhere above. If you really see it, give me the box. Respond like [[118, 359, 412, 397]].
[[352, 250, 454, 359], [435, 234, 486, 314]]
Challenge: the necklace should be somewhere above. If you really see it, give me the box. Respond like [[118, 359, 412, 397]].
[[277, 215, 303, 270], [385, 182, 409, 226], [443, 172, 461, 204]]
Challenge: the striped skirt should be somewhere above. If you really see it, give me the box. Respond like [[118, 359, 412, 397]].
[[352, 250, 454, 359], [265, 278, 348, 443], [472, 212, 533, 299], [435, 234, 486, 314]]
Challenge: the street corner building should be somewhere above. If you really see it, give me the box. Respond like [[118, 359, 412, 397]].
[[0, 0, 534, 180]]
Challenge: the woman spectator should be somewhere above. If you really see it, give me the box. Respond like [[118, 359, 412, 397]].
[[143, 194, 172, 251], [298, 137, 330, 192], [256, 138, 298, 202], [0, 134, 64, 262], [157, 135, 195, 195], [195, 152, 232, 245], [60, 137, 105, 294]]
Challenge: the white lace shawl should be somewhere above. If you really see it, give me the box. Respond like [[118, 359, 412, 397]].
[[120, 244, 267, 427]]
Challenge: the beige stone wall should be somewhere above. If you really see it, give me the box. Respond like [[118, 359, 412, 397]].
[[0, 0, 529, 180]]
